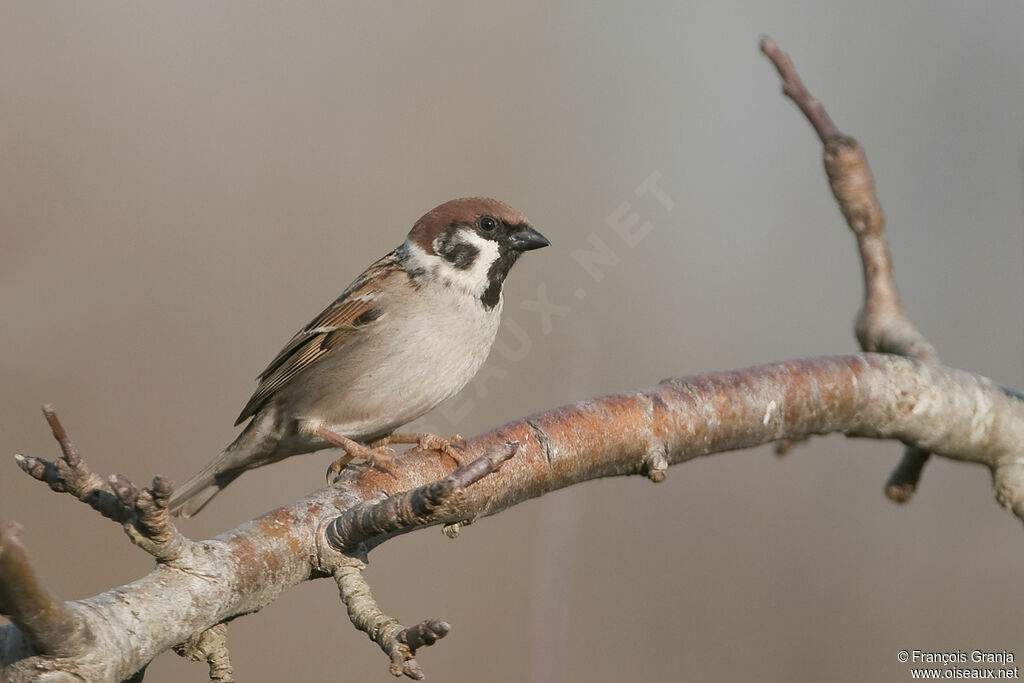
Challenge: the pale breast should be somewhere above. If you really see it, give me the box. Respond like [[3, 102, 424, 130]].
[[278, 280, 502, 441]]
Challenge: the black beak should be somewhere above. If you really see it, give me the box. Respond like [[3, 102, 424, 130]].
[[508, 225, 550, 252]]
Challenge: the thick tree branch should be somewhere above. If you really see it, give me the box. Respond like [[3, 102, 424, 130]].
[[5, 354, 1021, 681], [761, 37, 939, 501]]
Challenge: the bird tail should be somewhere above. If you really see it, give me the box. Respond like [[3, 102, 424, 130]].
[[167, 460, 241, 519], [168, 414, 279, 518]]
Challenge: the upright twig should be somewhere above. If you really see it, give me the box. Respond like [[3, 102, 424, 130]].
[[760, 37, 940, 502], [758, 38, 839, 141], [15, 406, 196, 562]]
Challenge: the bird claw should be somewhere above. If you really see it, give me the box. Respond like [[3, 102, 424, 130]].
[[325, 454, 356, 484], [325, 446, 397, 484], [366, 448, 397, 474], [371, 432, 468, 464], [405, 433, 469, 465], [320, 429, 469, 484], [318, 426, 399, 483]]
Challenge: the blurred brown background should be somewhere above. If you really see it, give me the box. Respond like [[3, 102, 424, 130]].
[[2, 3, 1023, 681]]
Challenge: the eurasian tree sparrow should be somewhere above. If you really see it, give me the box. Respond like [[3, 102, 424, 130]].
[[168, 197, 549, 517]]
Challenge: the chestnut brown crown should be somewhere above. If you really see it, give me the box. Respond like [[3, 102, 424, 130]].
[[408, 197, 535, 253]]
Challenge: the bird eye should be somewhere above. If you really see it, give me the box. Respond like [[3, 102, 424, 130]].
[[480, 216, 497, 232]]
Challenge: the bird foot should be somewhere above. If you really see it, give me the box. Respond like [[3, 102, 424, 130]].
[[378, 432, 469, 466], [317, 426, 397, 484]]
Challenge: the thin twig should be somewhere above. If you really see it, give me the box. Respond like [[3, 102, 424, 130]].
[[760, 37, 839, 142], [174, 623, 234, 683], [400, 619, 450, 653], [334, 558, 448, 679], [14, 406, 129, 522], [760, 37, 939, 501], [317, 443, 515, 676], [16, 407, 194, 562]]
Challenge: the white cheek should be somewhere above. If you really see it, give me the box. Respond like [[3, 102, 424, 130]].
[[458, 232, 500, 282], [404, 241, 437, 273]]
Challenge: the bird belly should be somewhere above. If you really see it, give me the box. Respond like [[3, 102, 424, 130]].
[[278, 288, 501, 444]]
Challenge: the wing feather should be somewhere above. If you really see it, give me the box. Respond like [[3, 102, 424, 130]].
[[234, 250, 401, 424]]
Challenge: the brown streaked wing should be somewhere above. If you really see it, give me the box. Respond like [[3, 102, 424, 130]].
[[233, 250, 400, 425]]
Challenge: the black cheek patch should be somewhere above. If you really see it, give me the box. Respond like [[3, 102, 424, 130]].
[[436, 231, 480, 270]]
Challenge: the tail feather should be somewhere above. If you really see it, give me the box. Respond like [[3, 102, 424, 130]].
[[169, 413, 280, 518], [168, 460, 242, 518]]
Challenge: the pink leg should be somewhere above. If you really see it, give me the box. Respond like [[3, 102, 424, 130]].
[[317, 426, 396, 483], [376, 433, 469, 466]]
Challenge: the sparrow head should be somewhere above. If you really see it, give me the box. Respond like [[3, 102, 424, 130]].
[[407, 197, 549, 309]]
